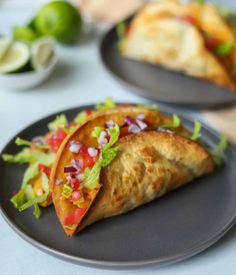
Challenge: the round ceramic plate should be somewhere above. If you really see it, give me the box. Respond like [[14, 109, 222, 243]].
[[100, 23, 236, 108], [0, 104, 236, 269]]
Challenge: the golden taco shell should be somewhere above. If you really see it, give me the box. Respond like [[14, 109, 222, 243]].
[[50, 107, 213, 236], [120, 0, 236, 90]]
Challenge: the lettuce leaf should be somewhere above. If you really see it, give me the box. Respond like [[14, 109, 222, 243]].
[[101, 147, 119, 167], [18, 173, 50, 218], [10, 151, 55, 216], [74, 111, 86, 124], [15, 137, 32, 146], [191, 120, 201, 141], [48, 114, 67, 131], [161, 114, 181, 129], [2, 148, 32, 163], [95, 98, 116, 111], [91, 126, 104, 139], [210, 134, 228, 166], [136, 103, 159, 112], [84, 124, 120, 189], [116, 21, 126, 40], [102, 124, 120, 151], [62, 184, 73, 199], [215, 42, 234, 57]]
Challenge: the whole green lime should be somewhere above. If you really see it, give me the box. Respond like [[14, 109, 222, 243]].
[[34, 1, 82, 44]]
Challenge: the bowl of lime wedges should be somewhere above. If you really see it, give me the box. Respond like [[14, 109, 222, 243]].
[[0, 37, 57, 90]]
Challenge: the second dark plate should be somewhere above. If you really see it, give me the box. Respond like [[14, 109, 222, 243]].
[[100, 23, 236, 108]]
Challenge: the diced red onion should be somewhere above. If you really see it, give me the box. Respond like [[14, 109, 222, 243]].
[[128, 124, 141, 134], [125, 116, 135, 125], [88, 147, 98, 157], [136, 119, 147, 130], [55, 178, 63, 186], [69, 141, 82, 153], [71, 159, 83, 171], [64, 166, 77, 173], [136, 113, 146, 120], [32, 136, 46, 145], [105, 120, 115, 129], [98, 131, 108, 147]]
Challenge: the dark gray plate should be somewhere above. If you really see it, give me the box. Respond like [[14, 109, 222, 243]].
[[0, 104, 236, 269], [99, 23, 236, 108]]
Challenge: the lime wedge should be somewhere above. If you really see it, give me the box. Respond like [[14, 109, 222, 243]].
[[0, 40, 30, 74], [0, 37, 12, 61], [13, 25, 39, 42], [31, 38, 54, 70]]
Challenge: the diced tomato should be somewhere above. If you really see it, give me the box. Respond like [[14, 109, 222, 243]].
[[38, 164, 51, 177], [178, 15, 196, 25], [83, 156, 96, 167], [67, 121, 77, 127], [125, 26, 132, 36], [55, 128, 67, 140], [47, 128, 67, 153], [64, 208, 86, 226], [119, 103, 132, 108], [80, 145, 88, 157], [70, 178, 80, 190], [205, 36, 219, 51], [68, 191, 81, 203], [105, 132, 110, 143], [85, 109, 92, 116], [119, 126, 129, 138]]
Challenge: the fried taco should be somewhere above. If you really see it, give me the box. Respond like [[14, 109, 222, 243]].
[[51, 107, 214, 236], [118, 0, 236, 90]]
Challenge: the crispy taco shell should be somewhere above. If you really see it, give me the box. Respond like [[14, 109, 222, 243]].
[[120, 0, 236, 90], [51, 107, 213, 236], [78, 131, 214, 232]]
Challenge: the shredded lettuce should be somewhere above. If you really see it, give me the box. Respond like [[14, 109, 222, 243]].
[[74, 111, 86, 124], [91, 126, 104, 139], [103, 124, 120, 151], [15, 137, 32, 146], [210, 134, 228, 166], [136, 103, 159, 112], [84, 124, 120, 189], [101, 147, 119, 167], [95, 98, 116, 111], [62, 184, 73, 199], [215, 42, 234, 57], [161, 114, 181, 129], [48, 114, 67, 131], [18, 173, 50, 218], [9, 150, 55, 216], [2, 148, 32, 163], [191, 120, 201, 141], [116, 21, 126, 40], [194, 0, 205, 4]]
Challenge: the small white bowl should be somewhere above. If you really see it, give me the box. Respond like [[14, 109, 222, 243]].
[[0, 53, 58, 90]]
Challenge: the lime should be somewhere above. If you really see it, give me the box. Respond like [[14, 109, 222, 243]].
[[0, 39, 30, 73], [31, 37, 55, 70], [13, 26, 39, 42], [0, 37, 12, 60], [34, 1, 83, 44]]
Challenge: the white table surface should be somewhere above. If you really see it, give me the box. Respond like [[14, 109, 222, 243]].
[[1, 1, 236, 274]]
